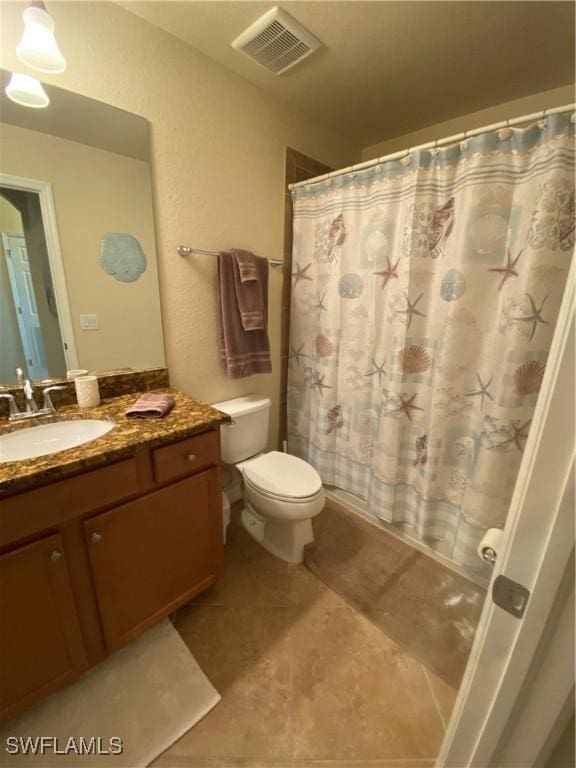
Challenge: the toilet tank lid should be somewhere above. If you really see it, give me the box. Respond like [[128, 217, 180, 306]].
[[212, 394, 271, 417]]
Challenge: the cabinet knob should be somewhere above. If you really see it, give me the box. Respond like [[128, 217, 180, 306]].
[[91, 532, 102, 544], [50, 550, 62, 562], [185, 453, 197, 462]]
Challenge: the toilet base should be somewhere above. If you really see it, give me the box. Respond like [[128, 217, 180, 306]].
[[241, 504, 314, 564]]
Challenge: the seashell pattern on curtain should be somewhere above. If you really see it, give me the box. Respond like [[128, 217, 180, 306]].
[[287, 112, 575, 574]]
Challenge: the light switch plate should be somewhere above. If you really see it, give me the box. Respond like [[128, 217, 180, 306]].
[[80, 313, 99, 330]]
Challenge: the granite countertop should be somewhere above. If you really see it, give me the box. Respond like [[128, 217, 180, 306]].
[[0, 389, 230, 495]]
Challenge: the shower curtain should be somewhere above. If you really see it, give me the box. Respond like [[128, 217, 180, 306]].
[[287, 112, 575, 572]]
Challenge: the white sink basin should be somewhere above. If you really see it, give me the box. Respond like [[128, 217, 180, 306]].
[[0, 420, 114, 462]]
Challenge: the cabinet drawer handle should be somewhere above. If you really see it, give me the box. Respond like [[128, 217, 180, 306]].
[[185, 453, 197, 462], [50, 550, 62, 562], [91, 532, 102, 544]]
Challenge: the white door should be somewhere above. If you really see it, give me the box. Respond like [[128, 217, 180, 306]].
[[1, 232, 48, 380], [437, 259, 575, 767]]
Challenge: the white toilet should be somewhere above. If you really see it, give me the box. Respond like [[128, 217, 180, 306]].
[[213, 395, 325, 563]]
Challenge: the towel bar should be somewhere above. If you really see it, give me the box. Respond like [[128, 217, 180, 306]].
[[178, 245, 284, 267]]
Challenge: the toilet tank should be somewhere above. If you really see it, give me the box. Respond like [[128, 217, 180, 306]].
[[213, 395, 271, 464]]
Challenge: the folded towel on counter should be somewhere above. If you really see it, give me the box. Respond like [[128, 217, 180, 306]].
[[217, 251, 272, 379], [232, 249, 266, 331], [125, 393, 175, 418]]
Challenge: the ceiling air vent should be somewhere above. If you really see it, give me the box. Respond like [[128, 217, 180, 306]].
[[232, 7, 321, 75]]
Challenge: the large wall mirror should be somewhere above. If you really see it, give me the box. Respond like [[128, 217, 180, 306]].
[[0, 70, 165, 385]]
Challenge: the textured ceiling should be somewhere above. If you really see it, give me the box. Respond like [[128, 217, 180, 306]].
[[120, 1, 575, 146]]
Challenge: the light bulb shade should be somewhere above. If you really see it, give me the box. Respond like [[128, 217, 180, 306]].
[[17, 5, 67, 74], [5, 72, 50, 108]]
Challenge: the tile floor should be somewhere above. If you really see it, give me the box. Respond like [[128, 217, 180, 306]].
[[305, 500, 485, 688], [153, 512, 458, 768]]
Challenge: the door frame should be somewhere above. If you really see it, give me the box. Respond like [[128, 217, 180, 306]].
[[437, 256, 575, 766], [0, 173, 79, 371]]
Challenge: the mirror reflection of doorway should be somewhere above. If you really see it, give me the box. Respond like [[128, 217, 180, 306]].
[[1, 232, 48, 380], [0, 188, 67, 382]]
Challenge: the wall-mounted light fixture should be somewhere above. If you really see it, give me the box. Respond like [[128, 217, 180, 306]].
[[5, 71, 50, 108], [16, 1, 67, 74]]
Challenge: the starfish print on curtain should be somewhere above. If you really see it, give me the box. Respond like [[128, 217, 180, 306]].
[[313, 291, 328, 315], [289, 343, 308, 366], [292, 262, 313, 285], [365, 359, 386, 385], [310, 371, 332, 397], [393, 393, 424, 421], [373, 256, 400, 289], [396, 292, 427, 329], [482, 418, 532, 452], [464, 373, 495, 410], [513, 294, 550, 341], [488, 248, 523, 291]]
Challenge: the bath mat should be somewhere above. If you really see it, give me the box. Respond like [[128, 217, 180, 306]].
[[0, 620, 221, 767], [305, 501, 486, 688]]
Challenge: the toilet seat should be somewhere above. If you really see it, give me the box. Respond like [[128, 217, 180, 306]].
[[241, 451, 322, 501], [244, 475, 324, 504], [243, 478, 325, 522]]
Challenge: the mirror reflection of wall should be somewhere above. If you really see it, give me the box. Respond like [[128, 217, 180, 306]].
[[0, 70, 166, 385]]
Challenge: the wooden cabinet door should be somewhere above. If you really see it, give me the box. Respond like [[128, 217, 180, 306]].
[[0, 533, 87, 720], [84, 469, 222, 651]]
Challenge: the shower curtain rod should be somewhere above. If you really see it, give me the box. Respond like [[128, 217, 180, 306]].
[[288, 102, 576, 191]]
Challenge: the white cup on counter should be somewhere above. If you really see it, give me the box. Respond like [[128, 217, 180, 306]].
[[74, 375, 100, 408], [67, 369, 89, 380]]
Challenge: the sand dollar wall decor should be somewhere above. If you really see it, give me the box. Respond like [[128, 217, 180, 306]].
[[99, 233, 147, 283]]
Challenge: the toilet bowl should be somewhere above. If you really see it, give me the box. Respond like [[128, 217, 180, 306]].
[[213, 396, 325, 563], [239, 451, 324, 562]]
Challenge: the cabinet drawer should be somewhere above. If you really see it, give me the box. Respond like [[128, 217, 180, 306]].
[[0, 459, 139, 547], [152, 430, 219, 485]]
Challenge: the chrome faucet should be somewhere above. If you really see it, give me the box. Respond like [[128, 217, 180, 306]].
[[15, 367, 38, 414], [0, 368, 68, 422], [0, 394, 19, 420], [42, 385, 69, 413]]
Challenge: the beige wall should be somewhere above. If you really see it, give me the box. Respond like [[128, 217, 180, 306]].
[[362, 84, 575, 160], [0, 122, 165, 373], [0, 0, 357, 448], [0, 196, 23, 232]]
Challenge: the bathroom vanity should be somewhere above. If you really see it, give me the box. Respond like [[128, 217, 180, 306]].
[[0, 389, 229, 721], [0, 69, 233, 722]]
